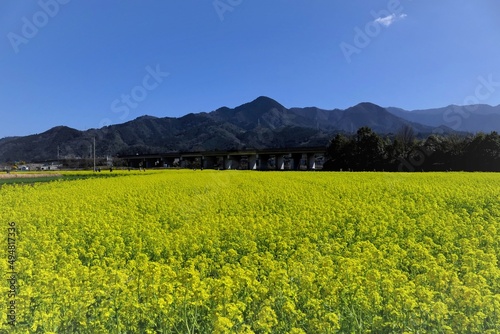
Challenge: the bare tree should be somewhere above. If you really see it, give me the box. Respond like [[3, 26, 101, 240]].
[[397, 124, 415, 149]]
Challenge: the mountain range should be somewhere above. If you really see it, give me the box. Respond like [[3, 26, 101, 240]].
[[1, 96, 499, 162]]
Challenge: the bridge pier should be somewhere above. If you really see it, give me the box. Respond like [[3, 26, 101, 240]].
[[308, 153, 316, 170], [276, 155, 285, 170], [225, 155, 234, 170], [249, 155, 258, 170]]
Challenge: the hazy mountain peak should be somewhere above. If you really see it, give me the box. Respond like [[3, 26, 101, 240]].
[[359, 102, 383, 108], [240, 96, 286, 111], [41, 125, 80, 136], [347, 102, 385, 113]]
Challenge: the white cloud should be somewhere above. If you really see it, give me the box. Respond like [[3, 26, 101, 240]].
[[375, 13, 407, 27]]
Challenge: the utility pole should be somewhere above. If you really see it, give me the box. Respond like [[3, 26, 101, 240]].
[[93, 137, 96, 172]]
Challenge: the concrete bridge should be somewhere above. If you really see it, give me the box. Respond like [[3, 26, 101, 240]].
[[120, 147, 326, 171]]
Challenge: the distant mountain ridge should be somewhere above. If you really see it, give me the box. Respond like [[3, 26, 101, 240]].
[[0, 96, 497, 162], [386, 104, 500, 133]]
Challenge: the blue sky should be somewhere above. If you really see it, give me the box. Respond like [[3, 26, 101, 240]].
[[1, 1, 499, 138]]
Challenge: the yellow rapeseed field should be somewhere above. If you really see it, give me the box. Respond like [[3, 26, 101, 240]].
[[1, 170, 499, 333]]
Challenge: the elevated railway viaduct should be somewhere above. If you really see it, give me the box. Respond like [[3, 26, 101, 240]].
[[120, 147, 326, 171]]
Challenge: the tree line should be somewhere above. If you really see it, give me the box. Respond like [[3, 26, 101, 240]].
[[324, 126, 500, 172]]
